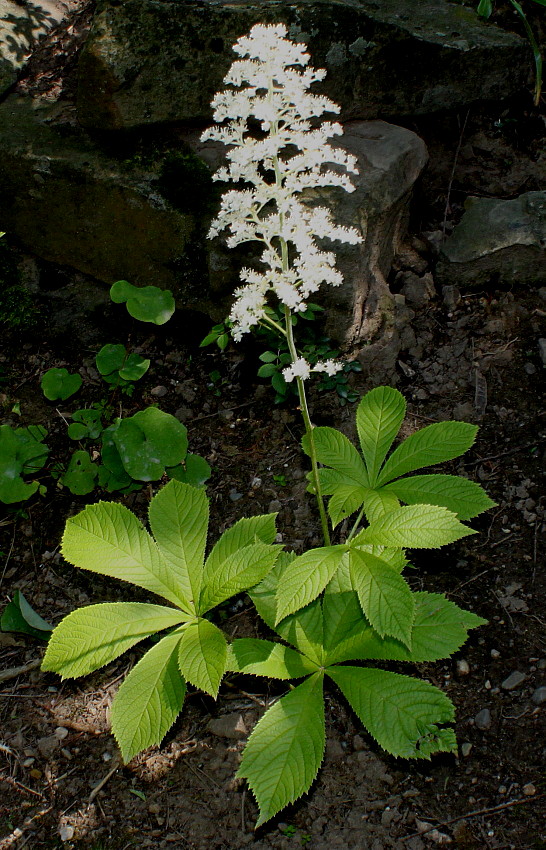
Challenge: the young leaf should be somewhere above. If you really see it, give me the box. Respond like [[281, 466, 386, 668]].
[[322, 580, 375, 667], [346, 591, 487, 663], [199, 541, 279, 613], [327, 666, 457, 759], [274, 546, 347, 624], [327, 484, 368, 527], [383, 474, 496, 520], [349, 549, 414, 647], [1, 590, 53, 640], [95, 344, 127, 377], [376, 421, 478, 487], [204, 513, 277, 579], [302, 427, 369, 487], [113, 408, 188, 481], [227, 638, 319, 679], [238, 673, 325, 827], [356, 387, 406, 485], [110, 280, 175, 325], [42, 602, 187, 678], [111, 630, 186, 763], [62, 501, 188, 609], [177, 618, 227, 698], [148, 480, 208, 614], [60, 450, 98, 495], [166, 453, 211, 488], [41, 367, 82, 401], [354, 504, 476, 549]]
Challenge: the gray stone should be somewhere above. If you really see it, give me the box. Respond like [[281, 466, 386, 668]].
[[207, 712, 248, 740], [76, 0, 527, 131], [501, 670, 526, 691], [436, 192, 546, 290], [531, 686, 546, 706], [474, 708, 491, 730], [442, 284, 461, 311], [400, 272, 435, 307], [539, 339, 546, 367]]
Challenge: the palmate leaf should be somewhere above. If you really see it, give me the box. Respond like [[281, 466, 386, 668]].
[[327, 484, 367, 527], [111, 630, 186, 763], [376, 421, 478, 487], [177, 618, 227, 697], [327, 666, 457, 760], [362, 488, 400, 523], [383, 474, 495, 520], [347, 591, 487, 663], [238, 673, 325, 827], [274, 546, 347, 624], [61, 501, 188, 610], [199, 541, 279, 613], [227, 638, 318, 679], [353, 504, 475, 549], [204, 514, 277, 577], [356, 386, 406, 485], [42, 602, 187, 678], [349, 549, 414, 647], [148, 481, 208, 614]]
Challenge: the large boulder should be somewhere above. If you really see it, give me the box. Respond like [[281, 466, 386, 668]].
[[436, 192, 546, 290], [76, 0, 528, 131]]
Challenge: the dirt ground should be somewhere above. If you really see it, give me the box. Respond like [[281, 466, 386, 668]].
[[1, 2, 546, 849]]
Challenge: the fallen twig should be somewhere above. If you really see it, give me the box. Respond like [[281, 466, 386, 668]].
[[0, 659, 42, 684], [88, 756, 121, 802]]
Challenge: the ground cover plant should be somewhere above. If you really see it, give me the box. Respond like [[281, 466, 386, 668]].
[[38, 24, 496, 830]]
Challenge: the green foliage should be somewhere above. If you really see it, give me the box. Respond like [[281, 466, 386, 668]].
[[0, 424, 49, 503], [303, 386, 495, 529], [41, 367, 83, 401], [1, 590, 53, 640], [60, 449, 98, 495], [43, 480, 280, 763], [110, 280, 175, 325], [96, 344, 150, 390]]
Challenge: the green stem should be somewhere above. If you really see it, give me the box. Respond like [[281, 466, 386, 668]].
[[345, 505, 366, 544], [283, 303, 331, 547]]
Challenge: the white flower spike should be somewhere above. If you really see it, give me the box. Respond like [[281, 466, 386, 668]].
[[202, 23, 362, 342]]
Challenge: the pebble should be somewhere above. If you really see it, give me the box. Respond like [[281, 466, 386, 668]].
[[442, 284, 461, 310], [229, 489, 243, 502], [523, 783, 536, 796], [456, 659, 470, 676], [474, 708, 492, 730], [539, 339, 546, 367], [524, 362, 537, 375], [54, 727, 69, 741], [150, 385, 168, 397], [490, 649, 501, 659], [460, 742, 472, 757], [531, 686, 546, 706], [59, 825, 74, 842], [207, 712, 248, 740], [37, 734, 58, 758], [501, 671, 526, 691]]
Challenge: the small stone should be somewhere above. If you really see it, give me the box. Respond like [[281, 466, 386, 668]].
[[524, 362, 537, 375], [268, 499, 282, 513], [229, 489, 243, 502], [37, 735, 58, 758], [474, 708, 492, 730], [539, 339, 546, 367], [59, 825, 75, 842], [54, 727, 69, 741], [352, 734, 366, 751], [491, 649, 501, 659], [501, 671, 526, 691], [498, 785, 507, 795], [174, 406, 193, 423], [207, 712, 248, 740], [456, 659, 470, 676], [460, 742, 472, 757], [531, 686, 546, 706], [523, 783, 536, 796], [442, 284, 461, 310], [23, 757, 35, 767], [151, 385, 168, 397]]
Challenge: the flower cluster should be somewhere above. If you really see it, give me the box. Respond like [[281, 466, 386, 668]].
[[202, 22, 362, 352], [282, 357, 343, 383]]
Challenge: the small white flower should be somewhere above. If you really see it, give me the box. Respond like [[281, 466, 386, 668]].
[[282, 357, 312, 383], [313, 359, 344, 377]]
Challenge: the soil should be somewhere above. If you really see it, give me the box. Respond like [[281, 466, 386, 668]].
[[1, 2, 546, 849]]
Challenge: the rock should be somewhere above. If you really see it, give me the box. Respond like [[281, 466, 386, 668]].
[[501, 671, 526, 691], [150, 385, 168, 397], [539, 339, 546, 367], [207, 712, 248, 740], [400, 272, 436, 308], [76, 0, 527, 131], [531, 686, 546, 706], [456, 659, 470, 677], [59, 825, 75, 842], [37, 734, 59, 757], [442, 284, 461, 311], [460, 742, 472, 757], [474, 708, 492, 730], [436, 192, 546, 290], [0, 0, 74, 94], [523, 783, 537, 796]]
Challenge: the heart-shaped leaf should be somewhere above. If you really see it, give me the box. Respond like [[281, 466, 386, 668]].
[[110, 280, 175, 325], [41, 367, 82, 401]]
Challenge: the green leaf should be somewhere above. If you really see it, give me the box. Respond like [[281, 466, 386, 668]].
[[166, 453, 211, 488], [199, 542, 279, 614], [259, 351, 278, 363], [96, 344, 127, 377], [118, 353, 150, 382], [349, 549, 414, 647], [238, 674, 325, 827], [361, 488, 400, 524], [354, 504, 476, 548], [110, 280, 175, 325], [249, 554, 292, 630], [271, 370, 287, 395], [205, 513, 277, 580], [322, 578, 374, 666], [356, 387, 406, 485], [113, 408, 188, 481], [227, 639, 319, 679], [302, 427, 369, 487], [0, 424, 49, 503], [41, 367, 82, 401], [327, 484, 367, 527], [274, 546, 347, 624], [327, 666, 457, 759], [148, 480, 208, 615], [1, 590, 52, 640], [348, 591, 487, 663], [376, 421, 478, 487], [257, 363, 277, 378], [177, 618, 227, 697], [383, 474, 496, 520], [60, 450, 98, 495], [61, 501, 188, 609], [42, 602, 186, 678], [111, 630, 186, 763]]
